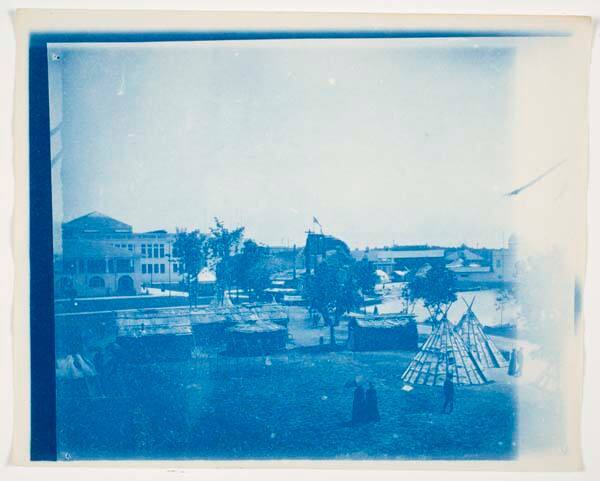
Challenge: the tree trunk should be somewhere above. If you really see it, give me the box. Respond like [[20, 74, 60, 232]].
[[329, 322, 336, 346]]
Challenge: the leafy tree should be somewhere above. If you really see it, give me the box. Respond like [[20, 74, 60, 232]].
[[351, 258, 378, 311], [352, 258, 378, 296], [207, 218, 244, 304], [173, 229, 208, 307], [233, 239, 276, 301], [406, 264, 457, 324], [303, 254, 361, 345]]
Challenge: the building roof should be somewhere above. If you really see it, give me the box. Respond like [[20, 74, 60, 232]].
[[448, 265, 491, 274], [348, 313, 414, 329], [363, 249, 445, 262], [445, 249, 484, 262], [227, 320, 286, 334], [117, 316, 192, 337], [63, 211, 132, 235]]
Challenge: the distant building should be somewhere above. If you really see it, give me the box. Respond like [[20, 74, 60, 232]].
[[54, 212, 185, 298], [353, 247, 446, 275], [447, 236, 520, 287]]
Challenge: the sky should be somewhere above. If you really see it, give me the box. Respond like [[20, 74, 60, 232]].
[[49, 38, 516, 249]]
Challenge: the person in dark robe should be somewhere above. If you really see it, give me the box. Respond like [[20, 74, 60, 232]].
[[508, 348, 518, 376], [365, 382, 380, 422], [442, 374, 455, 414], [515, 348, 524, 377], [352, 383, 366, 424], [373, 306, 379, 315]]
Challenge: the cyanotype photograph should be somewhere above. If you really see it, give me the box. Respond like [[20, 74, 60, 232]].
[[12, 11, 591, 468]]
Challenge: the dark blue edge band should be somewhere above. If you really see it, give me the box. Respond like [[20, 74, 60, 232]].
[[29, 27, 562, 461], [29, 38, 56, 461]]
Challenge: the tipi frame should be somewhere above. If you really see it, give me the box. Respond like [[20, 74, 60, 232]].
[[401, 305, 488, 386], [455, 297, 508, 369]]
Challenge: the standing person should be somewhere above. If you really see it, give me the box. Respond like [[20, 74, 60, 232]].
[[442, 374, 455, 414], [365, 382, 380, 422], [515, 348, 524, 377], [352, 382, 366, 425], [373, 306, 379, 315], [508, 348, 518, 376]]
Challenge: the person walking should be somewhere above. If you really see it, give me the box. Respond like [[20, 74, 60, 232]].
[[442, 374, 455, 414], [352, 382, 367, 425], [365, 382, 380, 422]]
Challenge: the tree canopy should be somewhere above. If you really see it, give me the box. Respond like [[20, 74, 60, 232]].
[[172, 229, 208, 306], [406, 264, 457, 324], [302, 253, 368, 345], [207, 218, 244, 304]]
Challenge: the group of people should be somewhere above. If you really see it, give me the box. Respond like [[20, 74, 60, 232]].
[[508, 347, 524, 377], [351, 381, 380, 424]]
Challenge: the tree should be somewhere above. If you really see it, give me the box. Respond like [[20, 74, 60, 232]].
[[406, 264, 457, 324], [207, 218, 244, 304], [232, 239, 276, 301], [173, 229, 207, 307], [495, 287, 515, 327], [303, 254, 361, 345], [351, 258, 378, 311]]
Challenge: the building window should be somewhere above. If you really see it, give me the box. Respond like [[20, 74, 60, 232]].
[[142, 264, 147, 274], [160, 264, 165, 274], [159, 244, 165, 258], [148, 244, 153, 258], [87, 258, 106, 274], [89, 276, 105, 288], [153, 245, 159, 258], [116, 259, 134, 273], [173, 263, 178, 273], [154, 264, 159, 274], [141, 244, 147, 257], [107, 259, 115, 273], [128, 244, 134, 251]]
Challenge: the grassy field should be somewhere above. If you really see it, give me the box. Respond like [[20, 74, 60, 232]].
[[57, 349, 518, 460]]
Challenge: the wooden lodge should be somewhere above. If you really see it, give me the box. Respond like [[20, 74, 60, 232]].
[[116, 310, 194, 362], [225, 321, 288, 357], [347, 313, 418, 351]]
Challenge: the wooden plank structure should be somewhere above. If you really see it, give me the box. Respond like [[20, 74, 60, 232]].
[[347, 313, 418, 351], [188, 307, 232, 345], [116, 310, 194, 362], [401, 309, 488, 386], [225, 320, 288, 356], [245, 302, 290, 327], [116, 302, 290, 358], [455, 297, 508, 369]]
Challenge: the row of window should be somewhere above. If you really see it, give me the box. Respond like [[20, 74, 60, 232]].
[[63, 258, 134, 274], [113, 243, 134, 252], [141, 243, 166, 259], [142, 263, 166, 274]]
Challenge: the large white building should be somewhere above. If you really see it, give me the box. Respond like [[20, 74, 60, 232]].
[[54, 212, 185, 298]]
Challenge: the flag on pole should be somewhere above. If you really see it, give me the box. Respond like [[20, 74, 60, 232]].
[[312, 216, 321, 227]]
